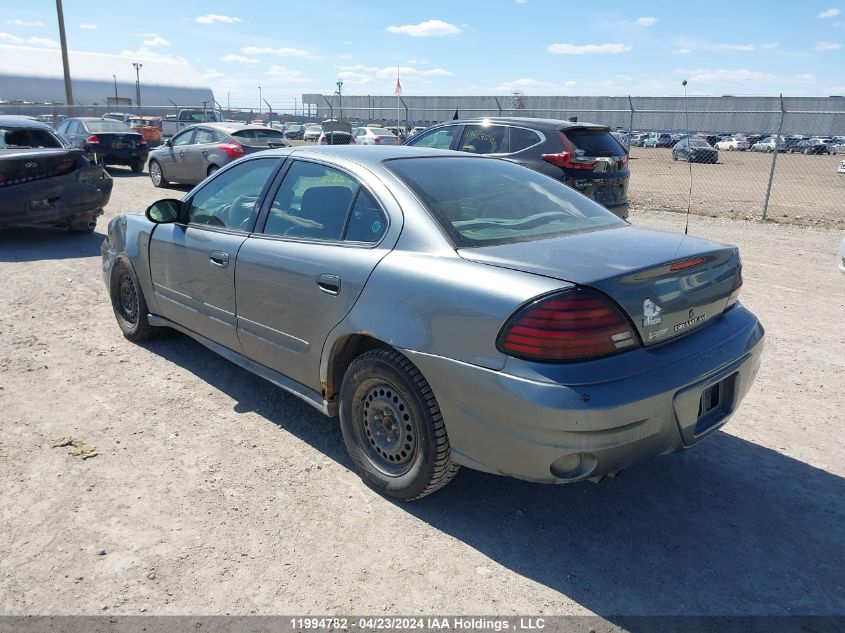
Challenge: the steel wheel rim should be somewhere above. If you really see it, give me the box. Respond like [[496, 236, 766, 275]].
[[118, 274, 138, 325], [150, 162, 161, 185], [357, 381, 418, 476]]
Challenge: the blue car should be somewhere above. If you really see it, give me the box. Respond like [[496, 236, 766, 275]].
[[56, 117, 148, 172]]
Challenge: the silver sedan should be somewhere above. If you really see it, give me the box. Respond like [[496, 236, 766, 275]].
[[147, 123, 288, 187], [102, 146, 764, 499]]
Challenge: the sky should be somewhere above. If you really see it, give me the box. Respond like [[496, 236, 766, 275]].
[[1, 0, 843, 108]]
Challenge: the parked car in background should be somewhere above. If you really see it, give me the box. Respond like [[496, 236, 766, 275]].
[[838, 159, 845, 176], [408, 126, 427, 138], [839, 236, 845, 274], [644, 132, 673, 148], [161, 109, 223, 138], [0, 116, 111, 232], [102, 112, 132, 123], [318, 120, 355, 145], [147, 123, 287, 187], [56, 117, 148, 172], [751, 137, 777, 152], [103, 145, 762, 499], [715, 137, 750, 151], [672, 137, 719, 163], [790, 139, 830, 154], [384, 126, 407, 143], [354, 126, 400, 145], [303, 124, 322, 142], [128, 116, 163, 147], [404, 117, 630, 218], [284, 124, 305, 140], [828, 137, 845, 154]]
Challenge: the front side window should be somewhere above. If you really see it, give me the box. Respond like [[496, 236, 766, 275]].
[[386, 156, 624, 248], [186, 158, 278, 231], [264, 161, 358, 240], [171, 130, 195, 146], [407, 125, 458, 149], [458, 124, 509, 154]]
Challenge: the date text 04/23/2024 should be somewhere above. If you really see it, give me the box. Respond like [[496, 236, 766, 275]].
[[288, 617, 546, 630]]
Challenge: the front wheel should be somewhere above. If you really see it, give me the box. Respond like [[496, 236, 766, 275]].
[[339, 348, 459, 500], [110, 260, 161, 342]]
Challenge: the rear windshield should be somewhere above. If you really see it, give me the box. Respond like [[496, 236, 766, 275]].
[[232, 129, 286, 141], [0, 126, 63, 149], [689, 139, 710, 148], [368, 128, 393, 135], [85, 120, 133, 133], [564, 129, 625, 157], [386, 157, 624, 248]]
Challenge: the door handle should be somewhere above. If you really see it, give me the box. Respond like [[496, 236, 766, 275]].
[[209, 251, 229, 268], [316, 274, 341, 295]]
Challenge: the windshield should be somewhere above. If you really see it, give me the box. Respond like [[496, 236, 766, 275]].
[[689, 139, 710, 148], [0, 126, 64, 149], [86, 120, 133, 133], [386, 157, 625, 247], [369, 128, 392, 135]]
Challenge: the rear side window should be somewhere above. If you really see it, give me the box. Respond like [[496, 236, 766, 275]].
[[0, 127, 63, 149], [458, 125, 508, 154], [408, 126, 458, 149], [563, 129, 625, 157], [508, 127, 542, 152], [345, 190, 387, 243], [234, 129, 285, 141], [193, 128, 216, 144]]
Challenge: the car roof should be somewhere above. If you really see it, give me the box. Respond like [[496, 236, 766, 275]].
[[433, 116, 608, 131], [250, 145, 485, 168], [197, 122, 279, 133], [0, 115, 54, 129]]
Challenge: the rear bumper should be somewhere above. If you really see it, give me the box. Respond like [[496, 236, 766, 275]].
[[0, 170, 112, 227], [403, 305, 764, 483], [92, 146, 148, 165]]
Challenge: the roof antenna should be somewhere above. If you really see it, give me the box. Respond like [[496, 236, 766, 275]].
[[682, 79, 692, 235]]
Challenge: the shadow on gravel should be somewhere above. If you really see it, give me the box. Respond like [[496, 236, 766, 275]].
[[105, 166, 145, 178], [0, 227, 105, 262], [145, 331, 844, 618]]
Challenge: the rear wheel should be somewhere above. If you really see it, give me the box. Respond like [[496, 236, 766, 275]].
[[149, 160, 168, 187], [339, 348, 459, 500], [130, 160, 144, 173], [207, 164, 219, 177], [109, 260, 160, 341]]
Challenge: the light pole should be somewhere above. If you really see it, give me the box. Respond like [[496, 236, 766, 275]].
[[132, 62, 143, 107], [336, 80, 343, 120], [112, 74, 118, 104], [227, 92, 230, 112], [55, 0, 73, 109], [258, 85, 262, 119]]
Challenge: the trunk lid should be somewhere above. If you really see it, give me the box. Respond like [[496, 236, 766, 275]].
[[458, 225, 740, 346], [95, 133, 143, 149], [0, 148, 83, 188]]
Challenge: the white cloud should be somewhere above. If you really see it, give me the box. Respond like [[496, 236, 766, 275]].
[[635, 17, 657, 26], [0, 32, 58, 47], [220, 54, 260, 64], [761, 42, 779, 49], [815, 41, 842, 50], [386, 20, 461, 37], [337, 53, 352, 60], [818, 8, 840, 18], [241, 46, 308, 57], [79, 23, 97, 30], [7, 19, 44, 27], [675, 68, 817, 85], [716, 43, 755, 51], [673, 48, 692, 54], [336, 64, 452, 86], [142, 35, 170, 47], [202, 69, 226, 80], [547, 43, 631, 54], [495, 77, 558, 92], [196, 14, 242, 25], [264, 65, 311, 83]]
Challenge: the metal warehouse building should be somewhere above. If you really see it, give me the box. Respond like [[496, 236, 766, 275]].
[[302, 94, 845, 136]]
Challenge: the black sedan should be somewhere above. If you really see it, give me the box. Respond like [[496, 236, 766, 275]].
[[789, 139, 830, 155], [404, 117, 630, 219], [56, 117, 148, 172], [672, 137, 719, 163], [0, 116, 112, 232]]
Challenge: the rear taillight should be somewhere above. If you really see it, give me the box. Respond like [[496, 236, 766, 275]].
[[349, 135, 356, 144], [318, 134, 327, 145], [138, 136, 147, 145], [497, 288, 640, 362], [217, 143, 244, 159], [374, 136, 382, 144], [727, 263, 743, 307], [541, 132, 598, 171], [86, 135, 100, 144]]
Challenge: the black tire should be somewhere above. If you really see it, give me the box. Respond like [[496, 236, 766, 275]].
[[109, 260, 160, 342], [130, 160, 144, 173], [207, 164, 219, 177], [68, 212, 98, 234], [339, 348, 459, 500], [149, 160, 168, 187]]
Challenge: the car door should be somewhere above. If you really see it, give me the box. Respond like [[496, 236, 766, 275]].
[[234, 158, 398, 391], [148, 157, 281, 351], [160, 128, 196, 181], [184, 126, 219, 181]]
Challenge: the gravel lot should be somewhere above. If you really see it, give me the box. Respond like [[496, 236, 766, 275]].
[[628, 146, 845, 228], [0, 168, 843, 618]]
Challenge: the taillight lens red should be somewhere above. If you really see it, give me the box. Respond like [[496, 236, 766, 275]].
[[318, 134, 327, 144], [86, 135, 100, 144], [541, 132, 597, 170], [374, 136, 382, 144], [727, 263, 743, 307], [218, 143, 244, 158], [497, 289, 640, 362], [349, 135, 356, 144]]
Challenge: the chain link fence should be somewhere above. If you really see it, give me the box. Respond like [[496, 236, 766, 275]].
[[5, 97, 844, 228]]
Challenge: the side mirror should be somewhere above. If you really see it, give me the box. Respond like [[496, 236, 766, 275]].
[[145, 199, 181, 224], [164, 138, 173, 147]]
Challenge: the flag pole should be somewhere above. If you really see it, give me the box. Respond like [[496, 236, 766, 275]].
[[396, 67, 401, 137]]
